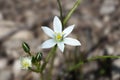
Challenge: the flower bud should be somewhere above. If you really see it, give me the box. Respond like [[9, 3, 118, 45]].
[[22, 42, 30, 53], [35, 52, 42, 61]]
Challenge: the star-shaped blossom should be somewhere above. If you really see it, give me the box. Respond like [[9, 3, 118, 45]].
[[41, 16, 81, 52], [20, 57, 32, 70]]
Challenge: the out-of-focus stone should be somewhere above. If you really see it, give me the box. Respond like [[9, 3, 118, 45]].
[[54, 57, 61, 67], [106, 45, 114, 55], [0, 58, 7, 69], [0, 21, 16, 28], [52, 9, 59, 16], [68, 16, 80, 26], [93, 19, 103, 29], [0, 21, 17, 39], [65, 1, 74, 10], [112, 71, 120, 80], [33, 0, 41, 3], [13, 59, 21, 77], [113, 59, 120, 68], [0, 70, 13, 80], [103, 15, 110, 23], [6, 49, 20, 58], [82, 62, 98, 80], [118, 41, 120, 45], [112, 59, 120, 80], [31, 72, 39, 80], [11, 30, 34, 40], [100, 5, 115, 15], [100, 0, 116, 15], [0, 27, 10, 37], [24, 10, 37, 27], [0, 12, 3, 20]]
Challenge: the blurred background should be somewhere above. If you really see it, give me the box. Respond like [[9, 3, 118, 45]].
[[0, 0, 120, 80]]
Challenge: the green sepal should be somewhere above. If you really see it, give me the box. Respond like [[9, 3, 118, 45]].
[[22, 42, 30, 53], [35, 52, 42, 61], [31, 56, 36, 64]]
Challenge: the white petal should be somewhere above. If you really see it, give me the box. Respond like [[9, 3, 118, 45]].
[[53, 16, 62, 33], [57, 42, 64, 52], [41, 26, 54, 38], [41, 39, 56, 48], [63, 25, 75, 37], [64, 38, 81, 46]]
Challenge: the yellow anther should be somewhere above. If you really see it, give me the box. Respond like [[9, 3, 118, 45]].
[[22, 60, 29, 68], [55, 33, 63, 41]]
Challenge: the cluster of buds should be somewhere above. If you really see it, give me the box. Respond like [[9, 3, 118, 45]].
[[20, 42, 42, 71]]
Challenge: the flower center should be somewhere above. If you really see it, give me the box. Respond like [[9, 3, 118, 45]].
[[22, 60, 30, 68], [55, 33, 63, 42]]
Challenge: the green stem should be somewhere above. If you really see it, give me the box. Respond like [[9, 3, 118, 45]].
[[68, 55, 120, 71], [40, 45, 57, 72], [40, 72, 44, 80], [68, 61, 84, 71], [29, 67, 40, 73], [63, 0, 82, 26], [87, 55, 120, 61], [46, 45, 57, 62], [47, 50, 56, 80], [57, 0, 63, 27]]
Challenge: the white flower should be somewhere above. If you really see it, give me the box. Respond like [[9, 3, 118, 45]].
[[20, 57, 32, 70], [41, 16, 81, 52]]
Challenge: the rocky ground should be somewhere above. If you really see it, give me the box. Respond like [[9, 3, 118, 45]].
[[0, 0, 120, 80]]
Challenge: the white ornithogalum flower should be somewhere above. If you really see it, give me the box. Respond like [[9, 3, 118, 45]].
[[41, 16, 81, 52], [20, 57, 32, 69]]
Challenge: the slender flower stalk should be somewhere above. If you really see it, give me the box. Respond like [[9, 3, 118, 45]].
[[40, 45, 57, 72], [63, 0, 82, 26], [57, 0, 63, 27], [41, 16, 81, 52], [68, 55, 120, 71]]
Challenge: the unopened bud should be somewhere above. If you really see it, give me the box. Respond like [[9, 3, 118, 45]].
[[22, 42, 30, 53]]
